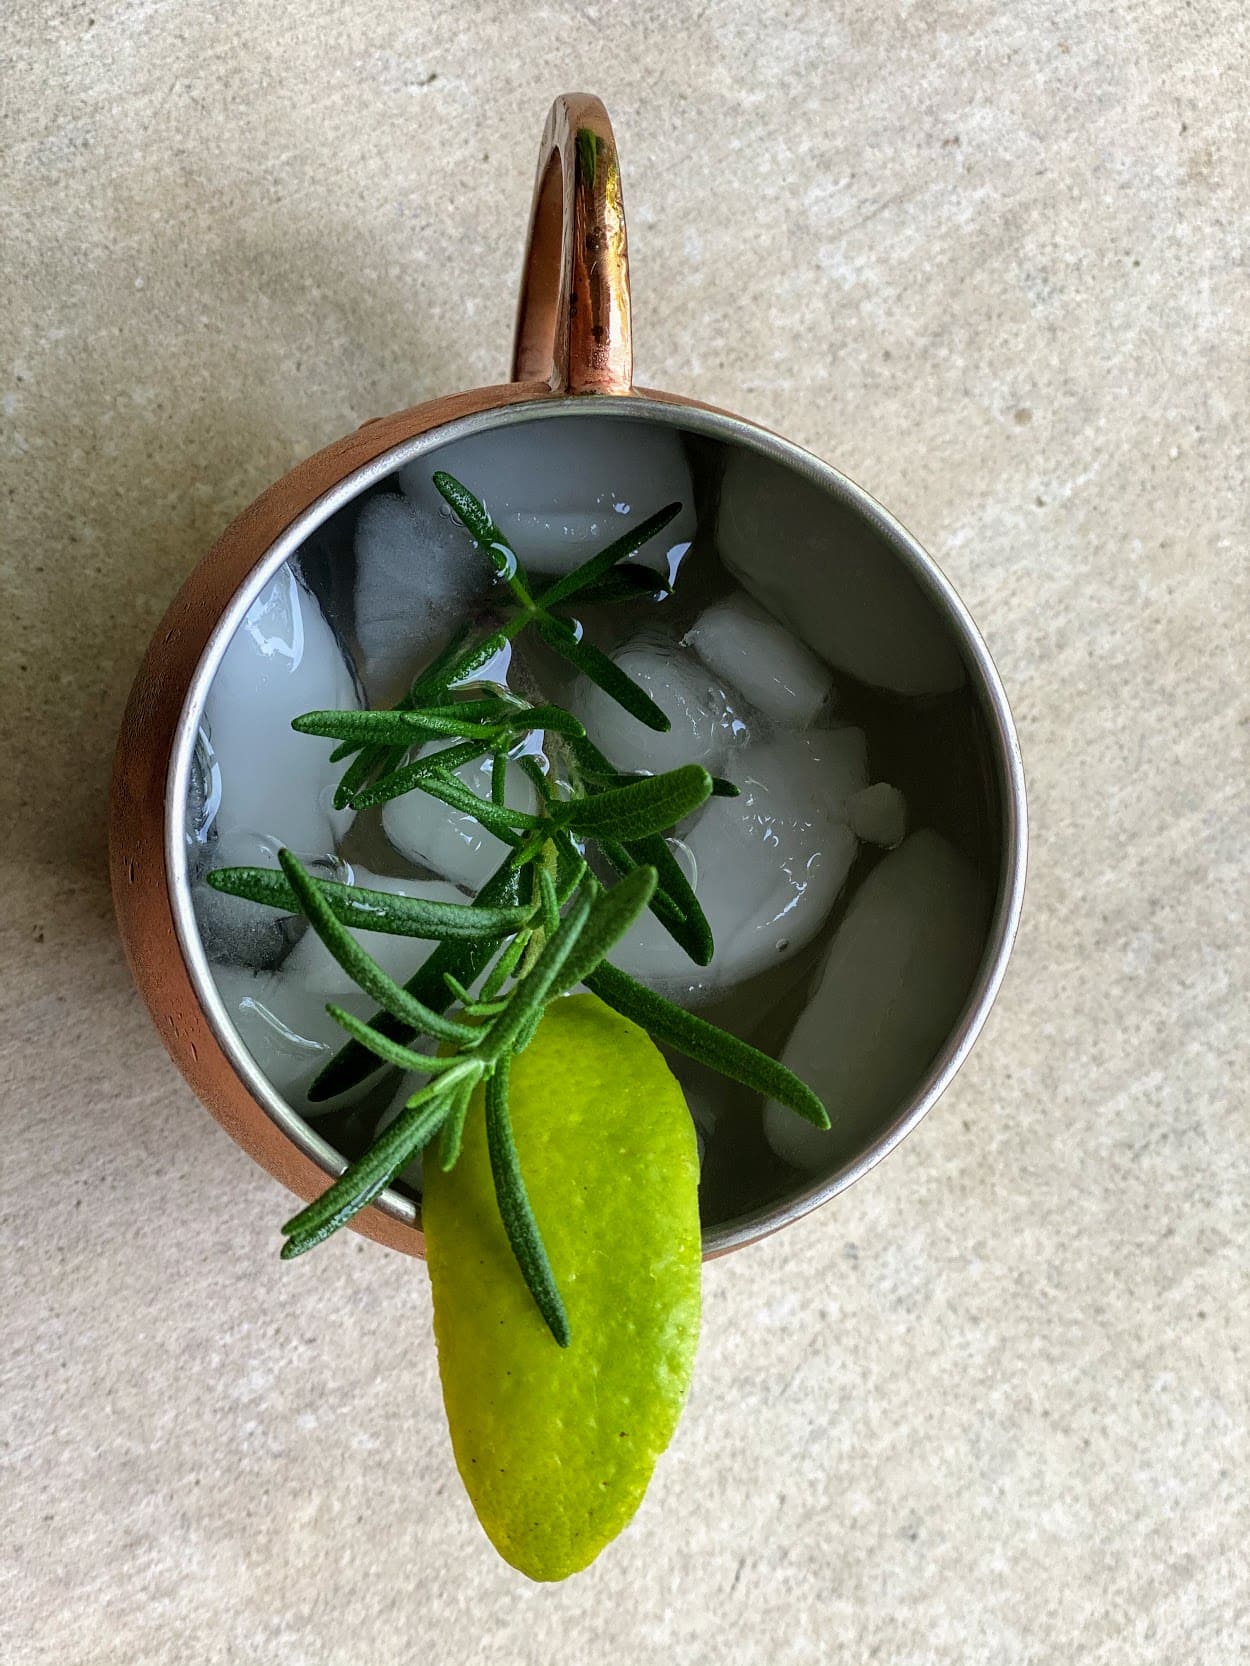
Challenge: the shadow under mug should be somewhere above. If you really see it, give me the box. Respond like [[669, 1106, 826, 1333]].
[[110, 93, 1026, 1258]]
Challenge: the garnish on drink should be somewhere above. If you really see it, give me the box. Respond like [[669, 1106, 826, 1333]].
[[197, 467, 906, 1579]]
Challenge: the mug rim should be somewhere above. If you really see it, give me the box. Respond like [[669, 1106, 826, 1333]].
[[166, 389, 1027, 1257]]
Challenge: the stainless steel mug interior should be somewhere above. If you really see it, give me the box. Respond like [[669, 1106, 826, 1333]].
[[166, 396, 1026, 1257]]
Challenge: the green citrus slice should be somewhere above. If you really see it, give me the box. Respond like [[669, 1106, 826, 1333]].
[[423, 992, 702, 1581]]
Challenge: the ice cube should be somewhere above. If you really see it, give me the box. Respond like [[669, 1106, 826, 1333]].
[[282, 866, 468, 992], [717, 450, 966, 695], [193, 829, 293, 969], [381, 749, 538, 891], [352, 493, 497, 702], [568, 628, 749, 776], [400, 417, 697, 578], [203, 565, 359, 856], [611, 728, 867, 1000], [763, 830, 988, 1172], [846, 782, 908, 848], [210, 963, 376, 1114], [684, 592, 834, 727]]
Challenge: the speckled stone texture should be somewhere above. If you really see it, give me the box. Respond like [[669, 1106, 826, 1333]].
[[2, 3, 1247, 1662]]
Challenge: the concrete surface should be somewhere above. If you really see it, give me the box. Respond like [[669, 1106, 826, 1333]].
[[2, 2, 1247, 1662]]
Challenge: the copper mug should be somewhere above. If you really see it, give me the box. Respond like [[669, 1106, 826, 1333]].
[[110, 94, 1026, 1258]]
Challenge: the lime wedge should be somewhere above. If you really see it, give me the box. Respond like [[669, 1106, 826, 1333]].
[[423, 992, 702, 1581]]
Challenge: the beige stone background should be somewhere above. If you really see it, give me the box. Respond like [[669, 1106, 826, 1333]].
[[3, 1, 1247, 1661]]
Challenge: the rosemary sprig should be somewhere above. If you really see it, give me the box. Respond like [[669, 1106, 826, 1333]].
[[430, 473, 672, 734], [322, 478, 680, 810], [379, 769, 536, 838], [211, 470, 830, 1343], [280, 1074, 461, 1257], [295, 702, 586, 746], [308, 853, 527, 1101], [275, 849, 480, 1046], [534, 501, 679, 610], [338, 736, 501, 811], [205, 867, 532, 940], [567, 735, 715, 965], [536, 614, 670, 731], [552, 764, 711, 841], [490, 750, 508, 807], [550, 565, 667, 606], [578, 761, 740, 798], [597, 834, 714, 967], [268, 851, 655, 1338], [585, 963, 830, 1128], [485, 1054, 568, 1345]]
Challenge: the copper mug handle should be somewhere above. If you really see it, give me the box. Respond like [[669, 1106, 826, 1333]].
[[511, 94, 634, 395]]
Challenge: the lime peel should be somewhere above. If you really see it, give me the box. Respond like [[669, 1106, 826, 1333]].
[[424, 993, 702, 1581]]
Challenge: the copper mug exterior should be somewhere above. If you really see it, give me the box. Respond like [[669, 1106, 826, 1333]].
[[109, 94, 1027, 1260]]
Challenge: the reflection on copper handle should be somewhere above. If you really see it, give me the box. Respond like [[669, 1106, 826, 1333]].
[[511, 94, 633, 395]]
